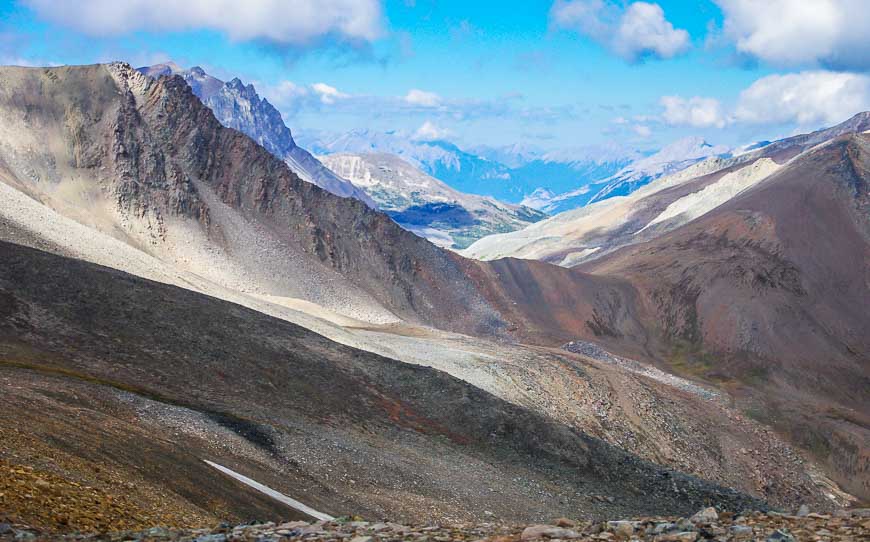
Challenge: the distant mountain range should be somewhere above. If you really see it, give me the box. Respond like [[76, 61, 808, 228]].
[[320, 153, 546, 248], [300, 129, 736, 216], [298, 130, 641, 205], [530, 137, 731, 213]]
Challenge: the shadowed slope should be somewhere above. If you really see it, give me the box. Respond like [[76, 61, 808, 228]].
[[0, 240, 763, 529]]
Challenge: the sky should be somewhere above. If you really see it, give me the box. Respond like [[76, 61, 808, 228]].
[[2, 0, 870, 153]]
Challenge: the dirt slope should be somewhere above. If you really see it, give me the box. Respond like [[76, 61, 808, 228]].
[[581, 135, 870, 501], [0, 240, 766, 531]]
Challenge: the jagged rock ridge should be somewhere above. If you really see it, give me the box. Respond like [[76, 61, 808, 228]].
[[138, 62, 376, 207]]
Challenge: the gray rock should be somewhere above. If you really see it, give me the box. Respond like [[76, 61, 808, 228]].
[[690, 506, 718, 524], [606, 520, 636, 537], [657, 532, 698, 542], [796, 504, 810, 517], [766, 529, 795, 542], [653, 522, 677, 534], [0, 524, 11, 535], [521, 525, 581, 540], [730, 525, 753, 539]]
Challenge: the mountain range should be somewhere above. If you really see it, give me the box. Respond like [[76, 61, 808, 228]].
[[298, 130, 642, 205], [0, 62, 867, 534], [319, 152, 546, 248]]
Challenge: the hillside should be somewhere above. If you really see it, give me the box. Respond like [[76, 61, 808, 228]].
[[578, 134, 870, 500], [0, 240, 764, 528]]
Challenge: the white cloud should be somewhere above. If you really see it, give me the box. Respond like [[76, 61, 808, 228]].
[[23, 0, 383, 44], [404, 89, 441, 107], [714, 0, 870, 69], [550, 0, 689, 62], [657, 70, 870, 131], [270, 81, 310, 101], [613, 3, 691, 61], [413, 121, 452, 141], [633, 124, 652, 138], [311, 82, 349, 104], [734, 71, 870, 126], [660, 96, 726, 128]]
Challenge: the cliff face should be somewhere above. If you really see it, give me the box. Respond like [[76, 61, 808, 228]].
[[137, 62, 377, 206]]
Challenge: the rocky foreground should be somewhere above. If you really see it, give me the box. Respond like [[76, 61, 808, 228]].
[[2, 508, 868, 542]]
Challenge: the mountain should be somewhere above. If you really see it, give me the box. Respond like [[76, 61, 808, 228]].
[[302, 130, 640, 206], [0, 63, 861, 528], [532, 137, 729, 213], [469, 142, 545, 168], [319, 153, 546, 248], [299, 129, 522, 200], [463, 118, 870, 267], [0, 63, 506, 331], [138, 62, 376, 207], [466, 115, 870, 500], [590, 137, 731, 202], [579, 132, 870, 502]]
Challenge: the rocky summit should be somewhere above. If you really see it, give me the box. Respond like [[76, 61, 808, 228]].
[[2, 508, 868, 541]]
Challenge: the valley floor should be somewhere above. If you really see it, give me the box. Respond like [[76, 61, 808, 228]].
[[2, 509, 868, 541]]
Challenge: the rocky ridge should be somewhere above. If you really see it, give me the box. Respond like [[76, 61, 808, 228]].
[[137, 62, 375, 207]]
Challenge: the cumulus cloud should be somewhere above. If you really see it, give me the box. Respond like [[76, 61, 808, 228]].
[[311, 82, 349, 104], [550, 0, 690, 62], [714, 0, 870, 70], [23, 0, 383, 45], [404, 89, 441, 107], [657, 70, 870, 131], [660, 96, 726, 128], [413, 121, 452, 141], [734, 70, 870, 126]]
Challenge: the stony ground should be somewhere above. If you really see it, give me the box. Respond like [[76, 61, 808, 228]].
[[2, 508, 867, 542]]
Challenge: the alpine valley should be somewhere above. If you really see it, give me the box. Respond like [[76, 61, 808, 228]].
[[0, 58, 867, 542]]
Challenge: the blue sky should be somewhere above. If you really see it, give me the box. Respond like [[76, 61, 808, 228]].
[[2, 0, 870, 153]]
